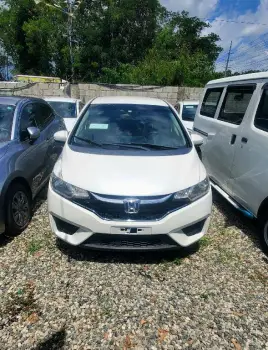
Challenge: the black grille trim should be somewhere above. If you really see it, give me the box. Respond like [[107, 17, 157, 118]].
[[182, 219, 206, 236], [54, 216, 78, 235], [71, 194, 190, 222], [82, 234, 179, 251]]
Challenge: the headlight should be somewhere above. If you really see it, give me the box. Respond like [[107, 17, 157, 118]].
[[51, 157, 90, 200], [174, 177, 210, 202]]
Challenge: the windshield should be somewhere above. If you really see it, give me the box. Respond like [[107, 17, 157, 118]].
[[182, 105, 198, 121], [48, 101, 76, 119], [0, 104, 15, 142], [70, 104, 189, 150]]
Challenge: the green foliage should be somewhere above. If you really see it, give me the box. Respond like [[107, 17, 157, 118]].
[[0, 0, 222, 86]]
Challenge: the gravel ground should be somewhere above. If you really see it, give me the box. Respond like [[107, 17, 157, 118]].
[[0, 188, 268, 350]]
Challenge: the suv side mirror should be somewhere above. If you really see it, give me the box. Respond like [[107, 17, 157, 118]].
[[191, 133, 204, 147], [54, 130, 68, 143], [27, 127, 40, 140]]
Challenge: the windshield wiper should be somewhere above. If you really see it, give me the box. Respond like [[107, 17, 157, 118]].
[[127, 143, 179, 150], [73, 136, 104, 148], [102, 143, 149, 151]]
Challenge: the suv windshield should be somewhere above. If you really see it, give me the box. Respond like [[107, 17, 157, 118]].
[[70, 104, 189, 150], [48, 101, 76, 119], [182, 105, 198, 121], [0, 104, 15, 142]]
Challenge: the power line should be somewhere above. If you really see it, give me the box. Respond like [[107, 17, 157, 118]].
[[203, 18, 268, 26]]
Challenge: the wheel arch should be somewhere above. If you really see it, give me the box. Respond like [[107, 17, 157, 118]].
[[1, 176, 32, 210], [257, 196, 268, 221]]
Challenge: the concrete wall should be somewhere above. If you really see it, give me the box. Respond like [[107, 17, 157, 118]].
[[0, 82, 204, 105]]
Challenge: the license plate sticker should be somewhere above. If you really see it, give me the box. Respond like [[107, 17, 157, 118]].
[[110, 227, 152, 235]]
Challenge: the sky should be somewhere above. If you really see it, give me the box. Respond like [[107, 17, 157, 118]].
[[160, 0, 268, 72]]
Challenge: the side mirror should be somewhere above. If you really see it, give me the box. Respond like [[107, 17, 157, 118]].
[[54, 130, 68, 143], [191, 133, 204, 147], [27, 127, 40, 140]]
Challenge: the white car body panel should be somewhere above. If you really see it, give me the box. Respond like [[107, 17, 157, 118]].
[[62, 145, 203, 196]]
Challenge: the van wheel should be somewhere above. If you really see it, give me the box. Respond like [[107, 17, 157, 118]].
[[259, 215, 268, 255], [5, 183, 32, 236]]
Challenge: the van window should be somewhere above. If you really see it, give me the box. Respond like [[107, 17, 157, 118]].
[[255, 89, 268, 132], [200, 88, 223, 118], [218, 85, 255, 125]]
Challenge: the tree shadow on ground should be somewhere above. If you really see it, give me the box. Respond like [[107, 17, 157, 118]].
[[33, 328, 66, 350]]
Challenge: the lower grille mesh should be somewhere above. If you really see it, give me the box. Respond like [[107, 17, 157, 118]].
[[82, 234, 179, 250]]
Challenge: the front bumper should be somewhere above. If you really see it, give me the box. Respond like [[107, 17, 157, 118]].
[[48, 184, 212, 251]]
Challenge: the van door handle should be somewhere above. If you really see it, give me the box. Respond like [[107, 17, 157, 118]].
[[230, 134, 237, 145], [241, 137, 248, 144]]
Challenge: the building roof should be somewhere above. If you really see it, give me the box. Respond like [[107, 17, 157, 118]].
[[208, 72, 268, 85], [91, 96, 168, 106]]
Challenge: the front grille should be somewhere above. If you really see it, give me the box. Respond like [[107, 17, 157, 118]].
[[72, 193, 190, 221], [82, 234, 179, 251]]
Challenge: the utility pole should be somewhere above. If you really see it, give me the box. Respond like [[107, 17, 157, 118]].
[[67, 0, 75, 82], [225, 41, 232, 77], [34, 0, 81, 82], [5, 54, 8, 81]]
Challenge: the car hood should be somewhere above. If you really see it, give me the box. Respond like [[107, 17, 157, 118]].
[[64, 118, 77, 132], [61, 146, 203, 196], [0, 142, 9, 160]]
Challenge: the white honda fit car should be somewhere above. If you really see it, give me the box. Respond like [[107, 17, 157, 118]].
[[48, 96, 212, 251]]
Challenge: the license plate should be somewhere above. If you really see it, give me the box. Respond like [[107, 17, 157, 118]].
[[110, 227, 152, 235]]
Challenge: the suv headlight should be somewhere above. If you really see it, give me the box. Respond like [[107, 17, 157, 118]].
[[174, 177, 210, 202], [51, 157, 90, 200]]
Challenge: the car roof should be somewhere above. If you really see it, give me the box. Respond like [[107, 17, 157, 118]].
[[177, 100, 199, 105], [0, 95, 46, 105], [207, 71, 268, 85], [45, 97, 79, 103], [91, 96, 168, 106]]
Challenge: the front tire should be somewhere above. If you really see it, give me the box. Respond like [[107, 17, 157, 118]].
[[5, 183, 32, 236]]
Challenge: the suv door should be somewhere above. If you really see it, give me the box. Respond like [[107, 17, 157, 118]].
[[34, 103, 64, 179], [197, 85, 255, 195], [230, 83, 268, 216], [17, 103, 48, 196]]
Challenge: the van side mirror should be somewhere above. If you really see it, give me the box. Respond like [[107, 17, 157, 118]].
[[27, 127, 40, 140], [191, 133, 204, 147], [54, 130, 68, 143]]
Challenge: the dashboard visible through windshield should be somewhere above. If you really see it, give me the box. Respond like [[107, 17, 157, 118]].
[[70, 104, 190, 151]]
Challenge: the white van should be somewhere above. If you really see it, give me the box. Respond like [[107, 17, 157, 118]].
[[194, 72, 268, 253]]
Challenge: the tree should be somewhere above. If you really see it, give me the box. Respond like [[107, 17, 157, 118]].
[[0, 1, 222, 85]]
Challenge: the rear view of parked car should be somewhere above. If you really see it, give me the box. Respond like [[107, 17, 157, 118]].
[[174, 101, 199, 130], [0, 96, 65, 236], [45, 97, 84, 132], [48, 96, 212, 251], [194, 72, 268, 253]]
